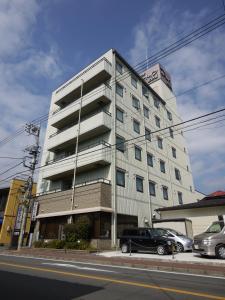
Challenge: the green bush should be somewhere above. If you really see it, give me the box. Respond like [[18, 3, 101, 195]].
[[64, 242, 79, 249], [44, 239, 65, 249], [64, 216, 91, 242], [33, 240, 44, 248]]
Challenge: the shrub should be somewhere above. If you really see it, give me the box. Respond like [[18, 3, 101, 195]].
[[44, 239, 65, 249], [33, 240, 44, 248], [64, 242, 78, 249], [63, 216, 91, 242]]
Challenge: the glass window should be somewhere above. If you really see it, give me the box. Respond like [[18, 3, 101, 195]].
[[157, 137, 163, 149], [116, 136, 125, 152], [160, 160, 166, 173], [136, 176, 144, 193], [116, 83, 123, 97], [147, 153, 153, 167], [116, 107, 124, 123], [175, 168, 181, 181], [116, 169, 125, 187], [163, 186, 169, 200], [116, 62, 123, 74], [132, 96, 140, 110], [155, 116, 160, 128], [145, 128, 151, 141], [167, 110, 172, 121], [133, 119, 140, 133], [169, 128, 174, 138], [143, 105, 149, 118], [154, 97, 160, 109], [142, 85, 149, 98], [149, 181, 156, 196], [131, 76, 137, 88], [135, 146, 142, 161], [172, 147, 176, 158], [178, 191, 183, 204]]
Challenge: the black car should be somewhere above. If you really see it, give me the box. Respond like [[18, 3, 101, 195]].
[[119, 227, 176, 255]]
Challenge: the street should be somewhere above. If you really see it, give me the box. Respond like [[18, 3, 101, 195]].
[[0, 254, 224, 300]]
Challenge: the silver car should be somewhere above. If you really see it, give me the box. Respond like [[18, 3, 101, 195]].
[[157, 228, 193, 252], [193, 221, 225, 259]]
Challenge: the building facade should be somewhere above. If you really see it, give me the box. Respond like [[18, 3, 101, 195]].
[[36, 49, 196, 245]]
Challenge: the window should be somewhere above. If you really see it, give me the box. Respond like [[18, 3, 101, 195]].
[[154, 97, 160, 109], [131, 76, 137, 88], [155, 116, 161, 128], [142, 85, 149, 98], [187, 165, 189, 171], [116, 83, 123, 97], [116, 107, 124, 123], [116, 169, 125, 187], [178, 191, 183, 204], [160, 160, 166, 173], [116, 62, 123, 74], [149, 181, 156, 196], [167, 110, 172, 121], [184, 147, 186, 153], [145, 128, 151, 141], [133, 119, 140, 133], [135, 146, 142, 161], [136, 176, 144, 193], [172, 147, 176, 158], [157, 137, 163, 149], [143, 105, 149, 118], [132, 96, 140, 110], [169, 128, 174, 138], [116, 135, 125, 152], [147, 153, 153, 167], [162, 186, 169, 200], [190, 186, 193, 192], [175, 168, 181, 181]]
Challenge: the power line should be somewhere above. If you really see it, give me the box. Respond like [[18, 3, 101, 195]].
[[0, 162, 23, 176]]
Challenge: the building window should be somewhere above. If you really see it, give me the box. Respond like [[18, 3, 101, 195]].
[[131, 76, 138, 88], [145, 128, 151, 141], [190, 186, 193, 192], [116, 83, 124, 97], [132, 96, 140, 110], [116, 169, 125, 187], [167, 110, 172, 121], [160, 160, 166, 173], [136, 176, 144, 193], [116, 107, 124, 123], [178, 191, 183, 204], [142, 85, 149, 98], [155, 116, 161, 128], [175, 168, 181, 181], [154, 97, 160, 109], [184, 147, 186, 153], [169, 128, 174, 138], [147, 153, 153, 167], [133, 119, 140, 133], [157, 137, 163, 149], [187, 165, 189, 171], [162, 186, 169, 200], [149, 181, 156, 196], [135, 146, 142, 161], [116, 62, 123, 74], [172, 147, 176, 158], [143, 105, 149, 118], [116, 135, 125, 152]]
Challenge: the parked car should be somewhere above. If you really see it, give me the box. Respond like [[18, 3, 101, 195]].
[[119, 227, 176, 255], [193, 221, 225, 259], [156, 228, 193, 252]]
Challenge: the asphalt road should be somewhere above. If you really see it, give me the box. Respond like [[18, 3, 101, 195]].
[[0, 254, 225, 300]]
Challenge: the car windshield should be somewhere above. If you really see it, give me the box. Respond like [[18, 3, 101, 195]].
[[168, 229, 184, 236], [205, 222, 224, 233], [150, 228, 168, 237]]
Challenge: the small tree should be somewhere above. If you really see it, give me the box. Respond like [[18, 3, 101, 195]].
[[63, 215, 91, 242]]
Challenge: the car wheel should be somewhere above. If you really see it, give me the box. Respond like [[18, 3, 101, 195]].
[[121, 244, 128, 253], [216, 245, 225, 259], [157, 245, 167, 255], [176, 242, 184, 253]]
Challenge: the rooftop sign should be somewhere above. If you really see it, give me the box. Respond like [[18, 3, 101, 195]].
[[141, 64, 172, 90]]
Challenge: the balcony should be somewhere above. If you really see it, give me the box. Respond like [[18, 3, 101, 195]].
[[42, 141, 111, 180], [47, 110, 111, 151], [50, 84, 112, 129], [36, 180, 112, 218], [53, 58, 112, 107]]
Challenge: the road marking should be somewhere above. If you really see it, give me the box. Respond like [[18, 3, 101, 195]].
[[0, 261, 224, 300], [42, 262, 116, 273], [0, 253, 224, 280]]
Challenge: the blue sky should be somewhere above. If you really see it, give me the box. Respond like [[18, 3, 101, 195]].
[[0, 0, 225, 195]]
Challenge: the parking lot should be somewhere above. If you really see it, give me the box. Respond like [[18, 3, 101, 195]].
[[99, 251, 225, 264]]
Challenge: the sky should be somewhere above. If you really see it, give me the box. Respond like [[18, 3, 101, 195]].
[[0, 0, 225, 195]]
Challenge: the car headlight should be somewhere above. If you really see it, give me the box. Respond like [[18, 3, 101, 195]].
[[203, 239, 211, 245], [167, 241, 172, 245]]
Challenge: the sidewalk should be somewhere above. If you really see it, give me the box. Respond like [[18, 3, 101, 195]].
[[1, 248, 225, 277]]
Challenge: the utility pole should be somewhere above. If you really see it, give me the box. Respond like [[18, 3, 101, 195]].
[[17, 123, 40, 250]]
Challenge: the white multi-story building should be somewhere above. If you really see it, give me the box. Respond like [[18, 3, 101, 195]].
[[35, 49, 196, 246]]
